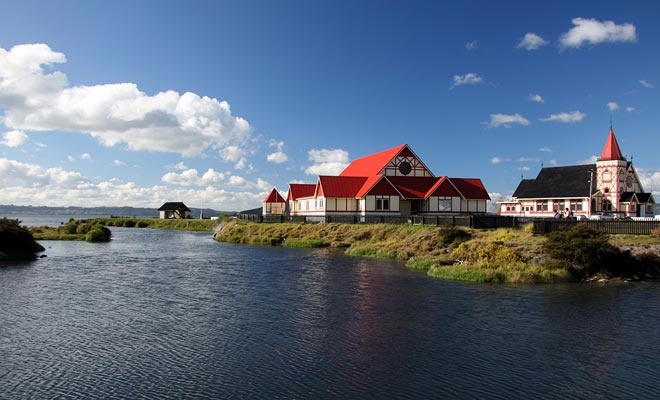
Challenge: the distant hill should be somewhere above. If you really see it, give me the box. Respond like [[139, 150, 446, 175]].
[[0, 205, 234, 218], [239, 207, 262, 215]]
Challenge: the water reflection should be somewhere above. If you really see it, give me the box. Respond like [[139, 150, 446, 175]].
[[1, 228, 659, 399]]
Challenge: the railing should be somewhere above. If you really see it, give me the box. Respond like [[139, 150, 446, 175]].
[[533, 219, 660, 235], [238, 214, 527, 229]]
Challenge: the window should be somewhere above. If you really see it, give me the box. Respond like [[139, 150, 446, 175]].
[[376, 198, 390, 210], [439, 199, 452, 211], [602, 199, 612, 211], [536, 200, 548, 212]]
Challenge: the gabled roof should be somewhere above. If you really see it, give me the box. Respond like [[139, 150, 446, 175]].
[[600, 128, 624, 161], [449, 178, 491, 200], [512, 164, 595, 199], [158, 202, 190, 211], [287, 183, 316, 201], [357, 175, 402, 198], [387, 176, 439, 199], [339, 144, 408, 177], [317, 176, 368, 198], [263, 188, 286, 203], [620, 192, 655, 203]]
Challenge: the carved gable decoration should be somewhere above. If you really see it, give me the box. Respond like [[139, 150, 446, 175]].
[[383, 147, 434, 178]]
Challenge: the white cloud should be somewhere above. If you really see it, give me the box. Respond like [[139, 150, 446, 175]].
[[577, 155, 598, 165], [559, 18, 637, 48], [160, 167, 266, 190], [626, 106, 636, 112], [519, 157, 540, 162], [80, 152, 92, 160], [267, 151, 288, 164], [638, 168, 660, 197], [1, 130, 29, 147], [538, 147, 552, 153], [67, 155, 75, 162], [484, 113, 530, 128], [517, 33, 549, 50], [0, 44, 252, 157], [450, 72, 483, 89], [528, 94, 544, 103], [539, 111, 586, 123], [490, 157, 509, 164], [548, 160, 558, 167], [607, 101, 619, 111], [639, 80, 654, 89], [113, 160, 126, 166], [466, 40, 478, 50], [521, 166, 531, 172], [304, 148, 349, 176], [0, 158, 88, 188], [168, 161, 188, 170]]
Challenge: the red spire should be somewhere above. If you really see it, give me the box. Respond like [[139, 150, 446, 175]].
[[600, 128, 624, 161]]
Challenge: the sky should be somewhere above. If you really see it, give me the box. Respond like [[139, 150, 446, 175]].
[[1, 0, 659, 212]]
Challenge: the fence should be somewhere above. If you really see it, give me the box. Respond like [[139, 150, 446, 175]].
[[532, 219, 660, 235], [238, 214, 525, 229]]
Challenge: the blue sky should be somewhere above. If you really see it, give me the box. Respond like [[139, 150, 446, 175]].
[[1, 0, 659, 211]]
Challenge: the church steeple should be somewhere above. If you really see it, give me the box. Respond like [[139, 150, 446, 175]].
[[599, 127, 624, 161]]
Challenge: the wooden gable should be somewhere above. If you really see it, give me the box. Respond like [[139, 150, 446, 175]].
[[382, 145, 435, 178]]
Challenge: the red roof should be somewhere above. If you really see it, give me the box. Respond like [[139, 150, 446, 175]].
[[263, 188, 286, 203], [600, 128, 624, 161], [340, 144, 407, 177], [387, 176, 438, 199], [317, 176, 368, 197], [449, 178, 491, 200], [356, 175, 401, 197], [287, 183, 316, 201]]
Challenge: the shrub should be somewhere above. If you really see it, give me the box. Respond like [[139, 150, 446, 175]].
[[543, 224, 622, 277], [85, 226, 112, 242], [0, 218, 45, 256], [123, 219, 136, 227], [437, 226, 471, 247], [136, 221, 149, 228], [651, 226, 660, 238]]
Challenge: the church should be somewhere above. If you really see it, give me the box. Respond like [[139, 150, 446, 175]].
[[263, 144, 490, 219], [499, 128, 655, 218]]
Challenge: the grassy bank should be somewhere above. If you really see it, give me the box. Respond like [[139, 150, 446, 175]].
[[214, 219, 660, 283], [96, 217, 220, 231], [30, 219, 112, 242]]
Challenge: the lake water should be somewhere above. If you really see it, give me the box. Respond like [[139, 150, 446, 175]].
[[1, 227, 659, 399]]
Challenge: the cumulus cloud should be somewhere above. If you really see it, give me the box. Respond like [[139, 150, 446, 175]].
[[528, 94, 544, 103], [559, 18, 637, 48], [80, 152, 92, 160], [577, 155, 598, 165], [607, 102, 619, 111], [465, 40, 478, 50], [304, 148, 349, 176], [0, 44, 252, 157], [519, 157, 540, 162], [113, 160, 126, 166], [517, 33, 549, 50], [626, 106, 636, 112], [0, 158, 87, 188], [267, 151, 288, 164], [490, 157, 509, 164], [539, 111, 586, 123], [160, 167, 269, 191], [0, 130, 29, 147], [484, 113, 530, 128], [538, 147, 552, 152], [450, 73, 483, 89], [639, 80, 654, 89], [638, 168, 660, 197]]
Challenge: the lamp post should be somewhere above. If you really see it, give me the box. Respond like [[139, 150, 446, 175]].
[[588, 168, 594, 218]]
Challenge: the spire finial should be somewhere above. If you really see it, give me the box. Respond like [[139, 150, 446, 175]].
[[610, 114, 614, 131]]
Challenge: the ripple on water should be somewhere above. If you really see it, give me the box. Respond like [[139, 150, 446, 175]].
[[1, 228, 659, 399]]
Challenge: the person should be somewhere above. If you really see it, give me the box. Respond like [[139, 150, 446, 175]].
[[554, 210, 562, 219], [565, 208, 573, 218]]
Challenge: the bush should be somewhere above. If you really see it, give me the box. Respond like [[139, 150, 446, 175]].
[[543, 224, 624, 277], [0, 218, 45, 256], [85, 226, 112, 242], [122, 219, 136, 227], [136, 221, 149, 228]]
